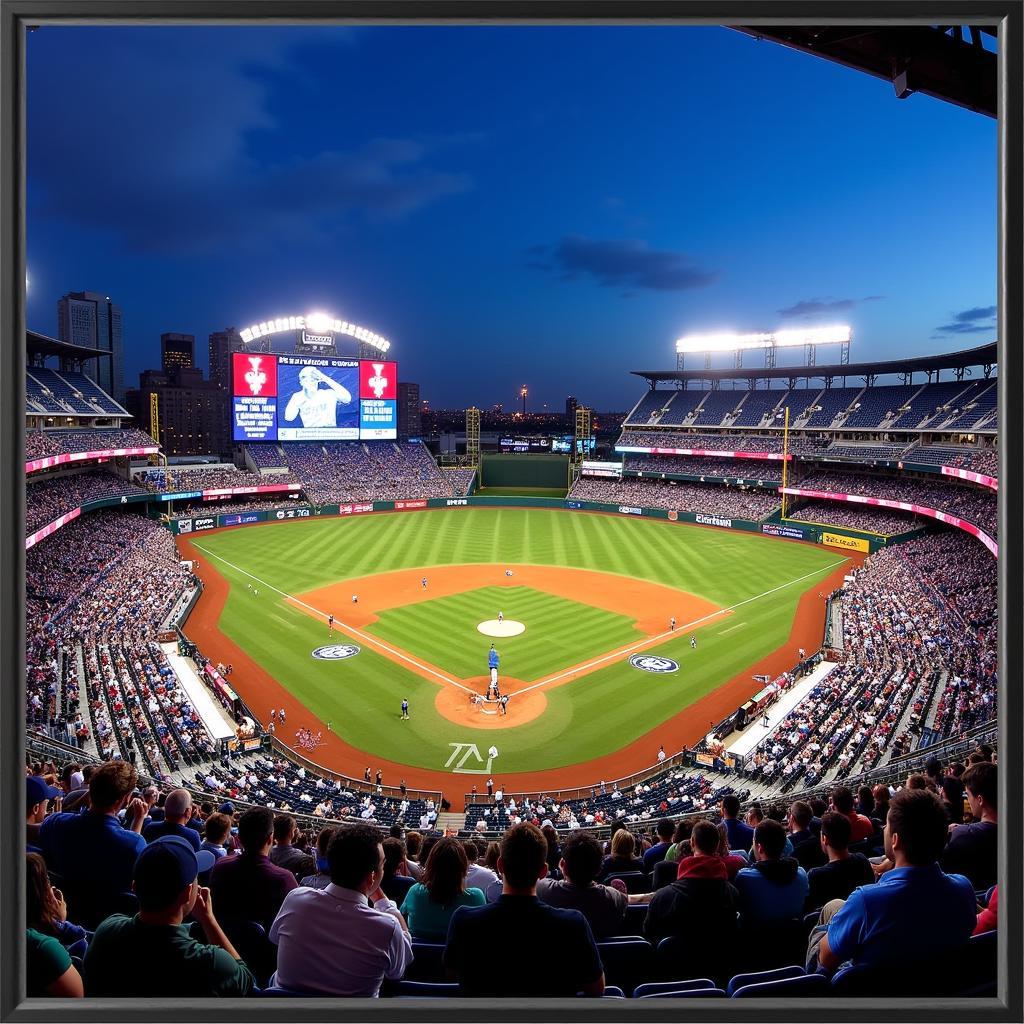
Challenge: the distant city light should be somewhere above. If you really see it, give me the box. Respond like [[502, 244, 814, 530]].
[[676, 325, 851, 353]]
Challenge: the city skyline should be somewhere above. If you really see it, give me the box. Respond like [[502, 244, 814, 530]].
[[26, 25, 996, 410]]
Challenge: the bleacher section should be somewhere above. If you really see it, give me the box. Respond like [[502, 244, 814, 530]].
[[730, 389, 789, 427], [889, 381, 973, 429], [932, 382, 998, 431], [27, 367, 128, 416], [798, 387, 864, 428], [625, 390, 678, 426], [656, 390, 707, 426], [842, 384, 922, 428], [689, 390, 744, 426]]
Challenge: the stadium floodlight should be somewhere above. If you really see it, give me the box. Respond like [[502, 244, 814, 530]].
[[676, 325, 851, 353], [239, 312, 391, 352]]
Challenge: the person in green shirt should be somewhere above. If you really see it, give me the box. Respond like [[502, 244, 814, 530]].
[[400, 837, 485, 941], [84, 836, 254, 997], [26, 928, 82, 997], [664, 820, 693, 863]]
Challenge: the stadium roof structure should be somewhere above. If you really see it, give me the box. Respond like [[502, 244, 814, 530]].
[[27, 329, 108, 359], [733, 25, 997, 117], [632, 342, 997, 388]]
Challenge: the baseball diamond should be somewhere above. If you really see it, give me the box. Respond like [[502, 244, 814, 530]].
[[178, 506, 853, 790]]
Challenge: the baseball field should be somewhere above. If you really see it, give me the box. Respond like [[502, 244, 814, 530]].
[[178, 507, 855, 794]]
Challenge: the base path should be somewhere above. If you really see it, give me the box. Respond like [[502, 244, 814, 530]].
[[178, 537, 858, 793]]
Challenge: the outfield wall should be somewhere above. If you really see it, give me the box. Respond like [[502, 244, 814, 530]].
[[479, 453, 569, 489], [162, 493, 908, 554]]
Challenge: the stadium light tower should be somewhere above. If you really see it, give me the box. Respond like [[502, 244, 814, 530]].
[[520, 385, 528, 416]]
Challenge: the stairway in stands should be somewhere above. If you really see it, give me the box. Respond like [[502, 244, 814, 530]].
[[435, 810, 467, 833]]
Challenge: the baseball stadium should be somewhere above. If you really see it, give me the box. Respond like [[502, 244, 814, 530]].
[[19, 20, 1006, 1009]]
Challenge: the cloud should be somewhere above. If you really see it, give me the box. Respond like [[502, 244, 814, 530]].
[[531, 236, 718, 292], [777, 295, 884, 319], [933, 305, 997, 335], [27, 27, 473, 254]]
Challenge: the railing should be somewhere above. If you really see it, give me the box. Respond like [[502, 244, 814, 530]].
[[269, 737, 443, 803]]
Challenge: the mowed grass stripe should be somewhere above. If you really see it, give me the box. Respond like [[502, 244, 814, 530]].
[[195, 508, 847, 773]]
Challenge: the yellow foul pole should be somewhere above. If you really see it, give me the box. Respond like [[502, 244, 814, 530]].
[[781, 405, 790, 519]]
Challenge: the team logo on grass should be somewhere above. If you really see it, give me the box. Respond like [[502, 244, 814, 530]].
[[629, 654, 679, 674], [312, 644, 361, 661]]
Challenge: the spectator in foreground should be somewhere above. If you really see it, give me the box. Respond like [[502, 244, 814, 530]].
[[940, 762, 997, 891], [598, 829, 645, 881], [269, 814, 315, 881], [721, 794, 755, 852], [975, 886, 998, 935], [808, 789, 977, 972], [268, 824, 412, 996], [789, 801, 827, 870], [84, 836, 253, 996], [831, 786, 875, 844], [26, 927, 83, 998], [806, 813, 875, 910], [463, 840, 499, 895], [400, 837, 485, 941], [644, 820, 739, 946], [734, 819, 809, 925], [381, 837, 416, 904], [536, 831, 627, 939], [444, 823, 605, 996], [642, 819, 676, 871], [200, 813, 232, 863], [39, 762, 148, 909], [26, 853, 89, 959], [142, 789, 202, 850], [27, 775, 61, 853], [299, 827, 336, 891], [209, 807, 297, 931]]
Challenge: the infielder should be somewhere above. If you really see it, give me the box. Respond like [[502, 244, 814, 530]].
[[421, 577, 428, 589], [498, 611, 504, 624], [690, 635, 697, 649], [670, 617, 676, 631], [401, 699, 409, 720], [327, 614, 335, 634]]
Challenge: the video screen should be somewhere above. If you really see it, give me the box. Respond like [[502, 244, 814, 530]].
[[232, 353, 397, 441]]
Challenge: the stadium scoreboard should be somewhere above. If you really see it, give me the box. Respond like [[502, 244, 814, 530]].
[[232, 352, 398, 442], [499, 435, 595, 454]]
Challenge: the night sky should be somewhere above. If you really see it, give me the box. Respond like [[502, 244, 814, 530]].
[[26, 25, 996, 411]]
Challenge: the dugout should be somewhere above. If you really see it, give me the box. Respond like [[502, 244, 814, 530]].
[[478, 453, 570, 495]]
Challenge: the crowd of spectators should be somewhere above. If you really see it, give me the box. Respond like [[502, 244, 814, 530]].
[[25, 428, 158, 464], [904, 446, 999, 477], [443, 468, 477, 495], [170, 498, 309, 519], [790, 471, 997, 539], [568, 476, 782, 519], [26, 471, 150, 534], [23, 745, 998, 998], [624, 454, 783, 481], [284, 442, 456, 505], [616, 430, 833, 455], [136, 465, 303, 492], [786, 501, 926, 537]]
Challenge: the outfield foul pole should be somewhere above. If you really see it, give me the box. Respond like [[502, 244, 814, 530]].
[[781, 405, 790, 519]]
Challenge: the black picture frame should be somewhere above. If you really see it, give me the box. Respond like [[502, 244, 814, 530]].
[[2, 2, 1020, 1021]]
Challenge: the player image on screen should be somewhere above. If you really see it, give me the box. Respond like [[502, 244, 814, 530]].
[[283, 366, 353, 428]]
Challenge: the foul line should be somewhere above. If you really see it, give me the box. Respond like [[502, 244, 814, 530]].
[[190, 543, 477, 695], [508, 558, 847, 697]]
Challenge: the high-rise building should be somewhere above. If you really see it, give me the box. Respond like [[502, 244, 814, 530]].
[[57, 291, 124, 400], [161, 332, 195, 372], [131, 366, 229, 456], [565, 395, 578, 417], [397, 381, 422, 438], [208, 328, 241, 391]]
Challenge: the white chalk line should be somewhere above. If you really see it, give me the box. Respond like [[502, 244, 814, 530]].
[[718, 622, 747, 636], [190, 544, 476, 695]]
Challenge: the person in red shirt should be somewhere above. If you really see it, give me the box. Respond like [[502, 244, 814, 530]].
[[974, 886, 997, 935], [830, 785, 875, 844]]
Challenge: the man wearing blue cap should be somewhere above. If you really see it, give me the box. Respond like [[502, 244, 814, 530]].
[[84, 836, 254, 997], [26, 775, 61, 853]]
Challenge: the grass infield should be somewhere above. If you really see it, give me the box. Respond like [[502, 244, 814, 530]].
[[188, 507, 847, 775]]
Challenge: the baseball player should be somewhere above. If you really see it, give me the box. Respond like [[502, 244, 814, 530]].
[[401, 699, 409, 720], [327, 613, 335, 634], [498, 610, 504, 624], [690, 635, 697, 649], [499, 694, 509, 716], [421, 577, 428, 589], [670, 616, 676, 631], [351, 594, 358, 604], [279, 708, 286, 723]]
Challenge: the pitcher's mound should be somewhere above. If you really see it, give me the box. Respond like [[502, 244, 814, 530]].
[[477, 619, 526, 637]]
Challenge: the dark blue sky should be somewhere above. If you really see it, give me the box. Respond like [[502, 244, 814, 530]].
[[27, 25, 996, 410]]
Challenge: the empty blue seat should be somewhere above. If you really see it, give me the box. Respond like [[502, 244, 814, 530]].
[[596, 938, 655, 996], [732, 973, 829, 997], [727, 965, 805, 996], [406, 942, 446, 982], [635, 979, 716, 998]]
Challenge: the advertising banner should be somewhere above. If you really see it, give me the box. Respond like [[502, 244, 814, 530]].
[[616, 445, 790, 461], [193, 516, 217, 532], [395, 499, 428, 509], [762, 522, 811, 541], [26, 445, 159, 474], [617, 505, 643, 515], [822, 532, 871, 552], [338, 503, 374, 516], [940, 465, 998, 492], [694, 513, 733, 529], [232, 352, 278, 441]]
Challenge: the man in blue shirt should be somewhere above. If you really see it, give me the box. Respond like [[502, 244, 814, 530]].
[[142, 789, 202, 850], [734, 819, 808, 925], [444, 823, 605, 996], [642, 819, 676, 871], [810, 788, 976, 972], [39, 761, 148, 922], [720, 794, 754, 853], [27, 775, 61, 853]]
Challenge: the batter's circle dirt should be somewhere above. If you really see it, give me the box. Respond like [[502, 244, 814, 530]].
[[435, 678, 547, 728], [178, 523, 860, 796]]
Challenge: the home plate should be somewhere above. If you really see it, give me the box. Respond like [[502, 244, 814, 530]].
[[477, 619, 526, 637]]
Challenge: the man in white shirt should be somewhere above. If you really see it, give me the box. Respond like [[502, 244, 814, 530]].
[[269, 824, 412, 996], [464, 839, 499, 894]]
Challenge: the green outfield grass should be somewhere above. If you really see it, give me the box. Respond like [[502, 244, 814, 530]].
[[188, 508, 848, 775], [367, 586, 643, 682]]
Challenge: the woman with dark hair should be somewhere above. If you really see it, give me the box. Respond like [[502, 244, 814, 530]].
[[855, 786, 875, 818], [541, 824, 560, 877], [483, 840, 501, 873], [26, 853, 89, 958], [400, 837, 485, 940], [299, 827, 336, 890], [663, 820, 693, 864], [871, 785, 891, 822]]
